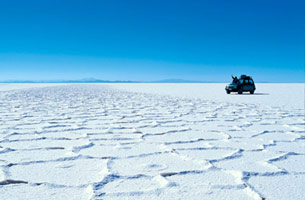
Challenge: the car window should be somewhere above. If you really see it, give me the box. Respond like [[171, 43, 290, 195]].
[[239, 79, 243, 84], [249, 80, 253, 84], [245, 80, 249, 84]]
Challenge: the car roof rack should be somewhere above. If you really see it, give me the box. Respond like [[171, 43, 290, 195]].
[[239, 75, 252, 80]]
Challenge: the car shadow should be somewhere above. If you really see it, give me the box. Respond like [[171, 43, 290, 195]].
[[231, 93, 269, 95]]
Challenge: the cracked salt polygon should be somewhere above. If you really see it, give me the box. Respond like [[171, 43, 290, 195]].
[[0, 184, 90, 200], [272, 154, 305, 172], [266, 141, 305, 154], [9, 158, 108, 186], [213, 151, 283, 173], [175, 148, 237, 161], [108, 152, 209, 177], [0, 149, 71, 163], [248, 174, 305, 200], [0, 138, 90, 150], [252, 131, 299, 142], [79, 142, 163, 158], [144, 130, 227, 144], [96, 175, 164, 196], [208, 137, 275, 151]]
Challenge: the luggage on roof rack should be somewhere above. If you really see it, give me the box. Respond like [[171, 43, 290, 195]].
[[240, 75, 248, 79]]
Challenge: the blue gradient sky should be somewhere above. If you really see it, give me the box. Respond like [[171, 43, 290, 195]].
[[0, 0, 304, 82]]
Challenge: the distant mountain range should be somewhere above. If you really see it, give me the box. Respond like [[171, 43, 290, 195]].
[[0, 78, 220, 83]]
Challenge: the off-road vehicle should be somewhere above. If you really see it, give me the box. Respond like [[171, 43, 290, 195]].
[[225, 75, 256, 94]]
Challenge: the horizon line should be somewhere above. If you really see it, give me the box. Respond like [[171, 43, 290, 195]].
[[0, 78, 304, 84]]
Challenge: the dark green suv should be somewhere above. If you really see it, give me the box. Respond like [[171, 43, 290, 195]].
[[225, 75, 256, 94]]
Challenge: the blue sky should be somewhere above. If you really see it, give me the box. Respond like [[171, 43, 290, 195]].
[[0, 0, 304, 82]]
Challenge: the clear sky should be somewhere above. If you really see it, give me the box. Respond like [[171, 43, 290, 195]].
[[0, 0, 304, 82]]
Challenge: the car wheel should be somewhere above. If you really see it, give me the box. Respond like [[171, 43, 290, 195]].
[[226, 90, 230, 94], [238, 89, 243, 94], [250, 90, 254, 94]]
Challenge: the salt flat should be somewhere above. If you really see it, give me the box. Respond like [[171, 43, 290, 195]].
[[0, 83, 304, 200], [109, 83, 304, 109]]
